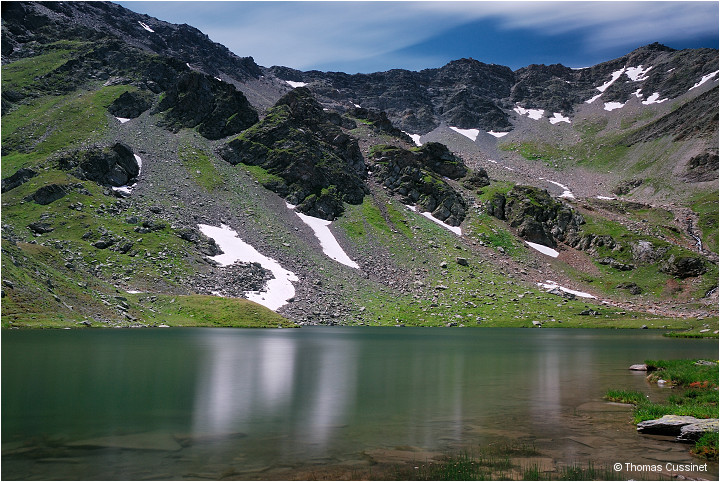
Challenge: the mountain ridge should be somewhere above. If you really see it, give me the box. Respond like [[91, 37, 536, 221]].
[[1, 1, 718, 331]]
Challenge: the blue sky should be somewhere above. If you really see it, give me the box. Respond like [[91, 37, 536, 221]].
[[118, 1, 719, 73]]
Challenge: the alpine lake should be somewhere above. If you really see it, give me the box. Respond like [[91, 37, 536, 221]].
[[2, 327, 718, 480]]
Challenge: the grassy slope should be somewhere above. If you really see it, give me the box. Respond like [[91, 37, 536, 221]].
[[2, 45, 716, 330], [1, 48, 292, 329]]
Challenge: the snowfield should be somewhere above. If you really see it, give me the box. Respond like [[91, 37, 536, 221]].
[[525, 241, 559, 258], [449, 126, 480, 141], [514, 105, 544, 120], [287, 204, 360, 269], [539, 281, 596, 299], [406, 205, 462, 235], [690, 70, 719, 90], [197, 223, 298, 310]]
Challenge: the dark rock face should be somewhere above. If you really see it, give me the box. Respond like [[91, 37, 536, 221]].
[[271, 44, 718, 134], [156, 71, 258, 140], [1, 167, 37, 193], [623, 86, 719, 146], [369, 144, 468, 226], [25, 184, 71, 205], [346, 106, 413, 143], [684, 151, 719, 182], [1, 1, 263, 81], [660, 254, 708, 278], [462, 168, 491, 191], [108, 90, 154, 118], [218, 87, 367, 220], [415, 142, 468, 179], [58, 142, 139, 187], [486, 185, 584, 247]]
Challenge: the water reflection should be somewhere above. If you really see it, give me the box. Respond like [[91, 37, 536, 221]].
[[2, 328, 718, 480], [191, 330, 358, 451]]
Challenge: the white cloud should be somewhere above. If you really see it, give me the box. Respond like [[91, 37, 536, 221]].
[[120, 1, 718, 72]]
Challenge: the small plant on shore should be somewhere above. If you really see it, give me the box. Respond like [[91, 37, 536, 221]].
[[693, 432, 719, 459]]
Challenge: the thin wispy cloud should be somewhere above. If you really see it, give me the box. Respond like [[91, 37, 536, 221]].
[[119, 1, 719, 72]]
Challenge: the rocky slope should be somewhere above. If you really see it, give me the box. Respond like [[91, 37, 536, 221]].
[[1, 1, 717, 330]]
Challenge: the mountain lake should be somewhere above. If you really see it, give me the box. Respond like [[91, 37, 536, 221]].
[[2, 327, 718, 480]]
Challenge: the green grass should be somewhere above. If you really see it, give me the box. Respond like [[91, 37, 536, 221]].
[[2, 84, 134, 172], [178, 143, 225, 191], [605, 389, 649, 405], [645, 359, 719, 387], [239, 163, 286, 188], [1, 41, 85, 92], [140, 294, 295, 328]]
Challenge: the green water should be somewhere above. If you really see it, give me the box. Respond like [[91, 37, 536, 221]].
[[2, 327, 718, 480]]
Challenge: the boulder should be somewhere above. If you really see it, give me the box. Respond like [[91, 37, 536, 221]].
[[628, 364, 648, 371], [660, 254, 707, 278], [1, 167, 37, 193], [25, 184, 70, 205], [108, 90, 153, 118], [598, 257, 635, 271], [58, 143, 139, 187], [677, 419, 719, 442], [27, 222, 54, 234], [616, 282, 642, 295], [631, 240, 664, 264], [637, 415, 702, 436]]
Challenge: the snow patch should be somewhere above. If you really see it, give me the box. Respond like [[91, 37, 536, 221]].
[[540, 178, 574, 199], [585, 93, 603, 104], [539, 280, 596, 299], [641, 92, 667, 105], [603, 101, 626, 111], [525, 241, 559, 258], [586, 68, 626, 103], [287, 205, 359, 269], [549, 113, 570, 124], [596, 195, 615, 200], [632, 89, 643, 98], [625, 65, 652, 81], [116, 117, 131, 124], [514, 105, 544, 120], [449, 126, 479, 141], [486, 159, 498, 164], [488, 130, 509, 138], [138, 21, 154, 33], [286, 80, 308, 88], [403, 131, 423, 146], [406, 205, 462, 236], [597, 68, 625, 92], [127, 290, 144, 294], [689, 70, 719, 90], [197, 224, 298, 311]]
